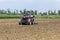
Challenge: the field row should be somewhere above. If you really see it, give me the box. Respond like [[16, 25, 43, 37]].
[[0, 19, 60, 40]]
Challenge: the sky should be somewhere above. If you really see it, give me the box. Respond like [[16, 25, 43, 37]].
[[0, 0, 60, 12]]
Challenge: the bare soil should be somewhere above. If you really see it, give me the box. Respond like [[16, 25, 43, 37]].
[[0, 19, 60, 40]]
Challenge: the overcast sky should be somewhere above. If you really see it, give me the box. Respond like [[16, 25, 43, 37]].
[[0, 0, 60, 12]]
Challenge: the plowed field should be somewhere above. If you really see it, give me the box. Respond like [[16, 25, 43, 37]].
[[0, 19, 60, 40]]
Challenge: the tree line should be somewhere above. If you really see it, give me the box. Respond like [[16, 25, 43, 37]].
[[0, 9, 60, 15]]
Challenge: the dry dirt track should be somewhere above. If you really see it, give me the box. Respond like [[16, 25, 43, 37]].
[[0, 19, 60, 40]]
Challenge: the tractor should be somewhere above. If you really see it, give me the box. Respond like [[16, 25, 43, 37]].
[[19, 10, 37, 25]]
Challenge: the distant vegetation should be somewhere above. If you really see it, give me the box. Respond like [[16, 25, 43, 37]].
[[0, 9, 60, 19]]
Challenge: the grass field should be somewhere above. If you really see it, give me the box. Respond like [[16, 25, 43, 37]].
[[0, 19, 60, 40], [0, 14, 60, 19], [35, 15, 60, 18], [0, 14, 21, 18]]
